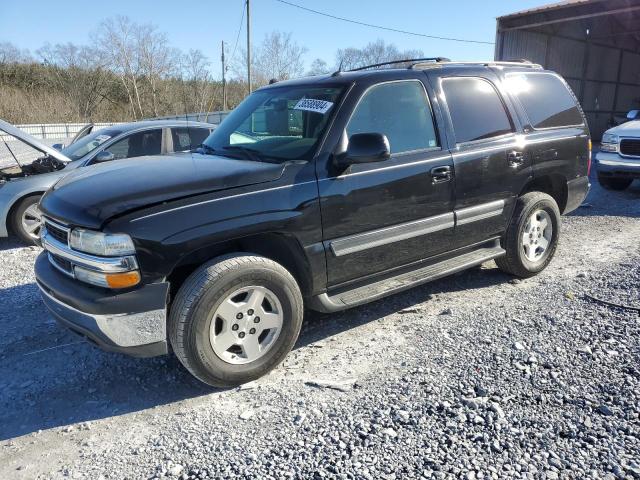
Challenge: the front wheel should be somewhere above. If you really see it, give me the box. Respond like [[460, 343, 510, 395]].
[[10, 195, 43, 245], [168, 254, 304, 387], [496, 192, 560, 278], [597, 174, 632, 191]]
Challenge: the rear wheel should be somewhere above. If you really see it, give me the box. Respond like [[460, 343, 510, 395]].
[[496, 192, 560, 278], [10, 195, 43, 245], [168, 254, 304, 387], [597, 174, 632, 191]]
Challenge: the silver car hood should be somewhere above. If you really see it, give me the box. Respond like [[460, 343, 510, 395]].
[[0, 119, 71, 164]]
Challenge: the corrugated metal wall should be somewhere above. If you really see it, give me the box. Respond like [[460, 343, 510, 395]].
[[497, 29, 640, 139]]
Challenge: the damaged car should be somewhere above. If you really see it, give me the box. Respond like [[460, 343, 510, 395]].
[[0, 119, 213, 244]]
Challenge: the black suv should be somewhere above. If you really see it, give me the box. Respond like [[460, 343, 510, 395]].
[[35, 59, 591, 387]]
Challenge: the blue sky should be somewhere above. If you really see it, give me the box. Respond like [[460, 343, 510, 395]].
[[1, 0, 545, 76]]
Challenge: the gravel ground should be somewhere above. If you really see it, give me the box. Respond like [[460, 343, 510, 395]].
[[1, 175, 639, 479]]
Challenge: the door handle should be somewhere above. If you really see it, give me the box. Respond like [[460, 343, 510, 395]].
[[431, 166, 452, 184], [507, 150, 525, 168]]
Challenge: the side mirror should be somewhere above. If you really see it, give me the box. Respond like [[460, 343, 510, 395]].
[[335, 133, 390, 168], [52, 143, 65, 150], [94, 151, 115, 163], [627, 110, 639, 120]]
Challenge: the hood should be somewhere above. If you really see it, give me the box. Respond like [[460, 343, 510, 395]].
[[607, 120, 640, 137], [39, 153, 285, 229], [0, 119, 71, 164]]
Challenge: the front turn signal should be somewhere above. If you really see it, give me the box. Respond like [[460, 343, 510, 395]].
[[105, 271, 141, 289]]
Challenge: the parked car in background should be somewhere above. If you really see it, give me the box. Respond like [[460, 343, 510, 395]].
[[34, 59, 590, 387], [0, 119, 214, 243], [595, 110, 640, 190]]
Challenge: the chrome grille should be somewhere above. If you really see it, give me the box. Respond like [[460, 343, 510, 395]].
[[44, 219, 69, 245], [620, 139, 640, 157]]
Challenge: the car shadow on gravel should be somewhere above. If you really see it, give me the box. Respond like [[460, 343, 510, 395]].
[[0, 264, 512, 441], [569, 176, 640, 219], [0, 236, 28, 251]]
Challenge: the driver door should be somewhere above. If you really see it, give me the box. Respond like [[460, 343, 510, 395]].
[[317, 77, 455, 287]]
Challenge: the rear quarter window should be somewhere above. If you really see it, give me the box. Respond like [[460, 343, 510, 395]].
[[441, 77, 514, 144], [504, 72, 584, 129]]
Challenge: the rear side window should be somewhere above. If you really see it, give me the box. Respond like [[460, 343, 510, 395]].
[[347, 80, 439, 154], [172, 127, 210, 151], [442, 77, 514, 143], [504, 73, 584, 129]]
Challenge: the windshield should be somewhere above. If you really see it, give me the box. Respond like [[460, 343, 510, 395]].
[[61, 128, 123, 161], [203, 85, 343, 162]]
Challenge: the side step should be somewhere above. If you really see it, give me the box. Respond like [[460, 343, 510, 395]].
[[310, 242, 505, 312]]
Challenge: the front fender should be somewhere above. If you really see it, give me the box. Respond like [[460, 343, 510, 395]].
[[0, 173, 62, 237]]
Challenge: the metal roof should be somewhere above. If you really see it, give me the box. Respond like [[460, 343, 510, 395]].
[[498, 0, 600, 20]]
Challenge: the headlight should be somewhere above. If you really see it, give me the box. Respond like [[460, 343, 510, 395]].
[[69, 228, 136, 256], [600, 133, 619, 152]]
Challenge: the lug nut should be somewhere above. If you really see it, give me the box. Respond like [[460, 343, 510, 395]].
[[254, 317, 260, 323], [247, 309, 254, 315], [239, 332, 246, 339], [232, 324, 239, 331], [249, 328, 256, 334], [236, 313, 243, 319]]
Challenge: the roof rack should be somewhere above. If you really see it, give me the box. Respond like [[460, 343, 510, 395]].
[[347, 57, 451, 72], [411, 59, 543, 70]]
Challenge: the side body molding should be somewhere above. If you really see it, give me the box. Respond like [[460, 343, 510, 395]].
[[328, 199, 505, 257]]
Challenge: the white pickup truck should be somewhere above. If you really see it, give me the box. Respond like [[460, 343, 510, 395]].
[[595, 110, 640, 190]]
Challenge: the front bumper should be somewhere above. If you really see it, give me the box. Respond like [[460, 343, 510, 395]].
[[35, 252, 169, 357], [595, 151, 640, 178]]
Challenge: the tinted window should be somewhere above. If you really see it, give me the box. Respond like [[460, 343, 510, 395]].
[[442, 77, 513, 143], [504, 73, 583, 129], [347, 81, 439, 154], [106, 129, 162, 160], [172, 127, 210, 151]]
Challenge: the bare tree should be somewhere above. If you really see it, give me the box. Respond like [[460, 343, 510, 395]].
[[37, 43, 110, 120], [0, 42, 32, 64], [336, 39, 424, 70], [231, 31, 307, 87], [307, 58, 330, 76], [178, 49, 217, 114]]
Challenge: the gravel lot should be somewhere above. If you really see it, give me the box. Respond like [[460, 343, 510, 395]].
[[1, 175, 639, 479]]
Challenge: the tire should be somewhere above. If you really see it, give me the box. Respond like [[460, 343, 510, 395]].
[[168, 253, 304, 387], [10, 195, 43, 245], [496, 192, 561, 278], [597, 174, 632, 191]]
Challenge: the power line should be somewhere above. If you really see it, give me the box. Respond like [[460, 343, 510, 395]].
[[273, 0, 495, 45], [229, 0, 246, 65]]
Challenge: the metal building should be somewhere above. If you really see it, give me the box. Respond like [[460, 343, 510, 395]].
[[495, 0, 640, 139]]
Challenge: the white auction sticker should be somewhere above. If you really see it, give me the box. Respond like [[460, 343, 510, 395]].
[[293, 98, 334, 114]]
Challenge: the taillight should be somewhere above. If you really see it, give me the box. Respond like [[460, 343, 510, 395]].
[[587, 139, 592, 176]]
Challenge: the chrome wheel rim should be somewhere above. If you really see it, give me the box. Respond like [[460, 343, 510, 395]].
[[209, 286, 283, 365], [21, 203, 42, 240], [522, 209, 552, 262]]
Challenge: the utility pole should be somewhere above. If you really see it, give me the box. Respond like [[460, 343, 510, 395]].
[[246, 0, 252, 93], [221, 40, 227, 111]]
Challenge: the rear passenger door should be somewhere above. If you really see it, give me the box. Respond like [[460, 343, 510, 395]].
[[317, 77, 455, 287], [426, 70, 531, 248], [170, 126, 212, 152]]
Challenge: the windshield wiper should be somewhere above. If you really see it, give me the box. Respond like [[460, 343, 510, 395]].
[[222, 145, 265, 162], [197, 143, 220, 155]]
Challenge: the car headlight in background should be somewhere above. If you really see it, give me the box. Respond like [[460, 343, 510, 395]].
[[600, 133, 619, 153], [69, 228, 136, 257]]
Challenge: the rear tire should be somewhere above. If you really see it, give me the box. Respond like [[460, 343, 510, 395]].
[[597, 174, 632, 191], [496, 192, 560, 278], [168, 254, 304, 387], [10, 195, 43, 245]]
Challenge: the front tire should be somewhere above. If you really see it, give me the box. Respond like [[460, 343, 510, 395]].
[[10, 195, 43, 245], [496, 192, 560, 278], [597, 174, 632, 191], [168, 254, 304, 387]]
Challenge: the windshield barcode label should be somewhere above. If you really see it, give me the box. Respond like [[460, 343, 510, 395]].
[[293, 99, 334, 114]]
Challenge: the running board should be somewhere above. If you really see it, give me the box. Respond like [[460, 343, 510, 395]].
[[310, 243, 505, 312]]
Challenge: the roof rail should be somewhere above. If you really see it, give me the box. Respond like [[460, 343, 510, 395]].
[[348, 57, 451, 72], [411, 59, 543, 70]]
